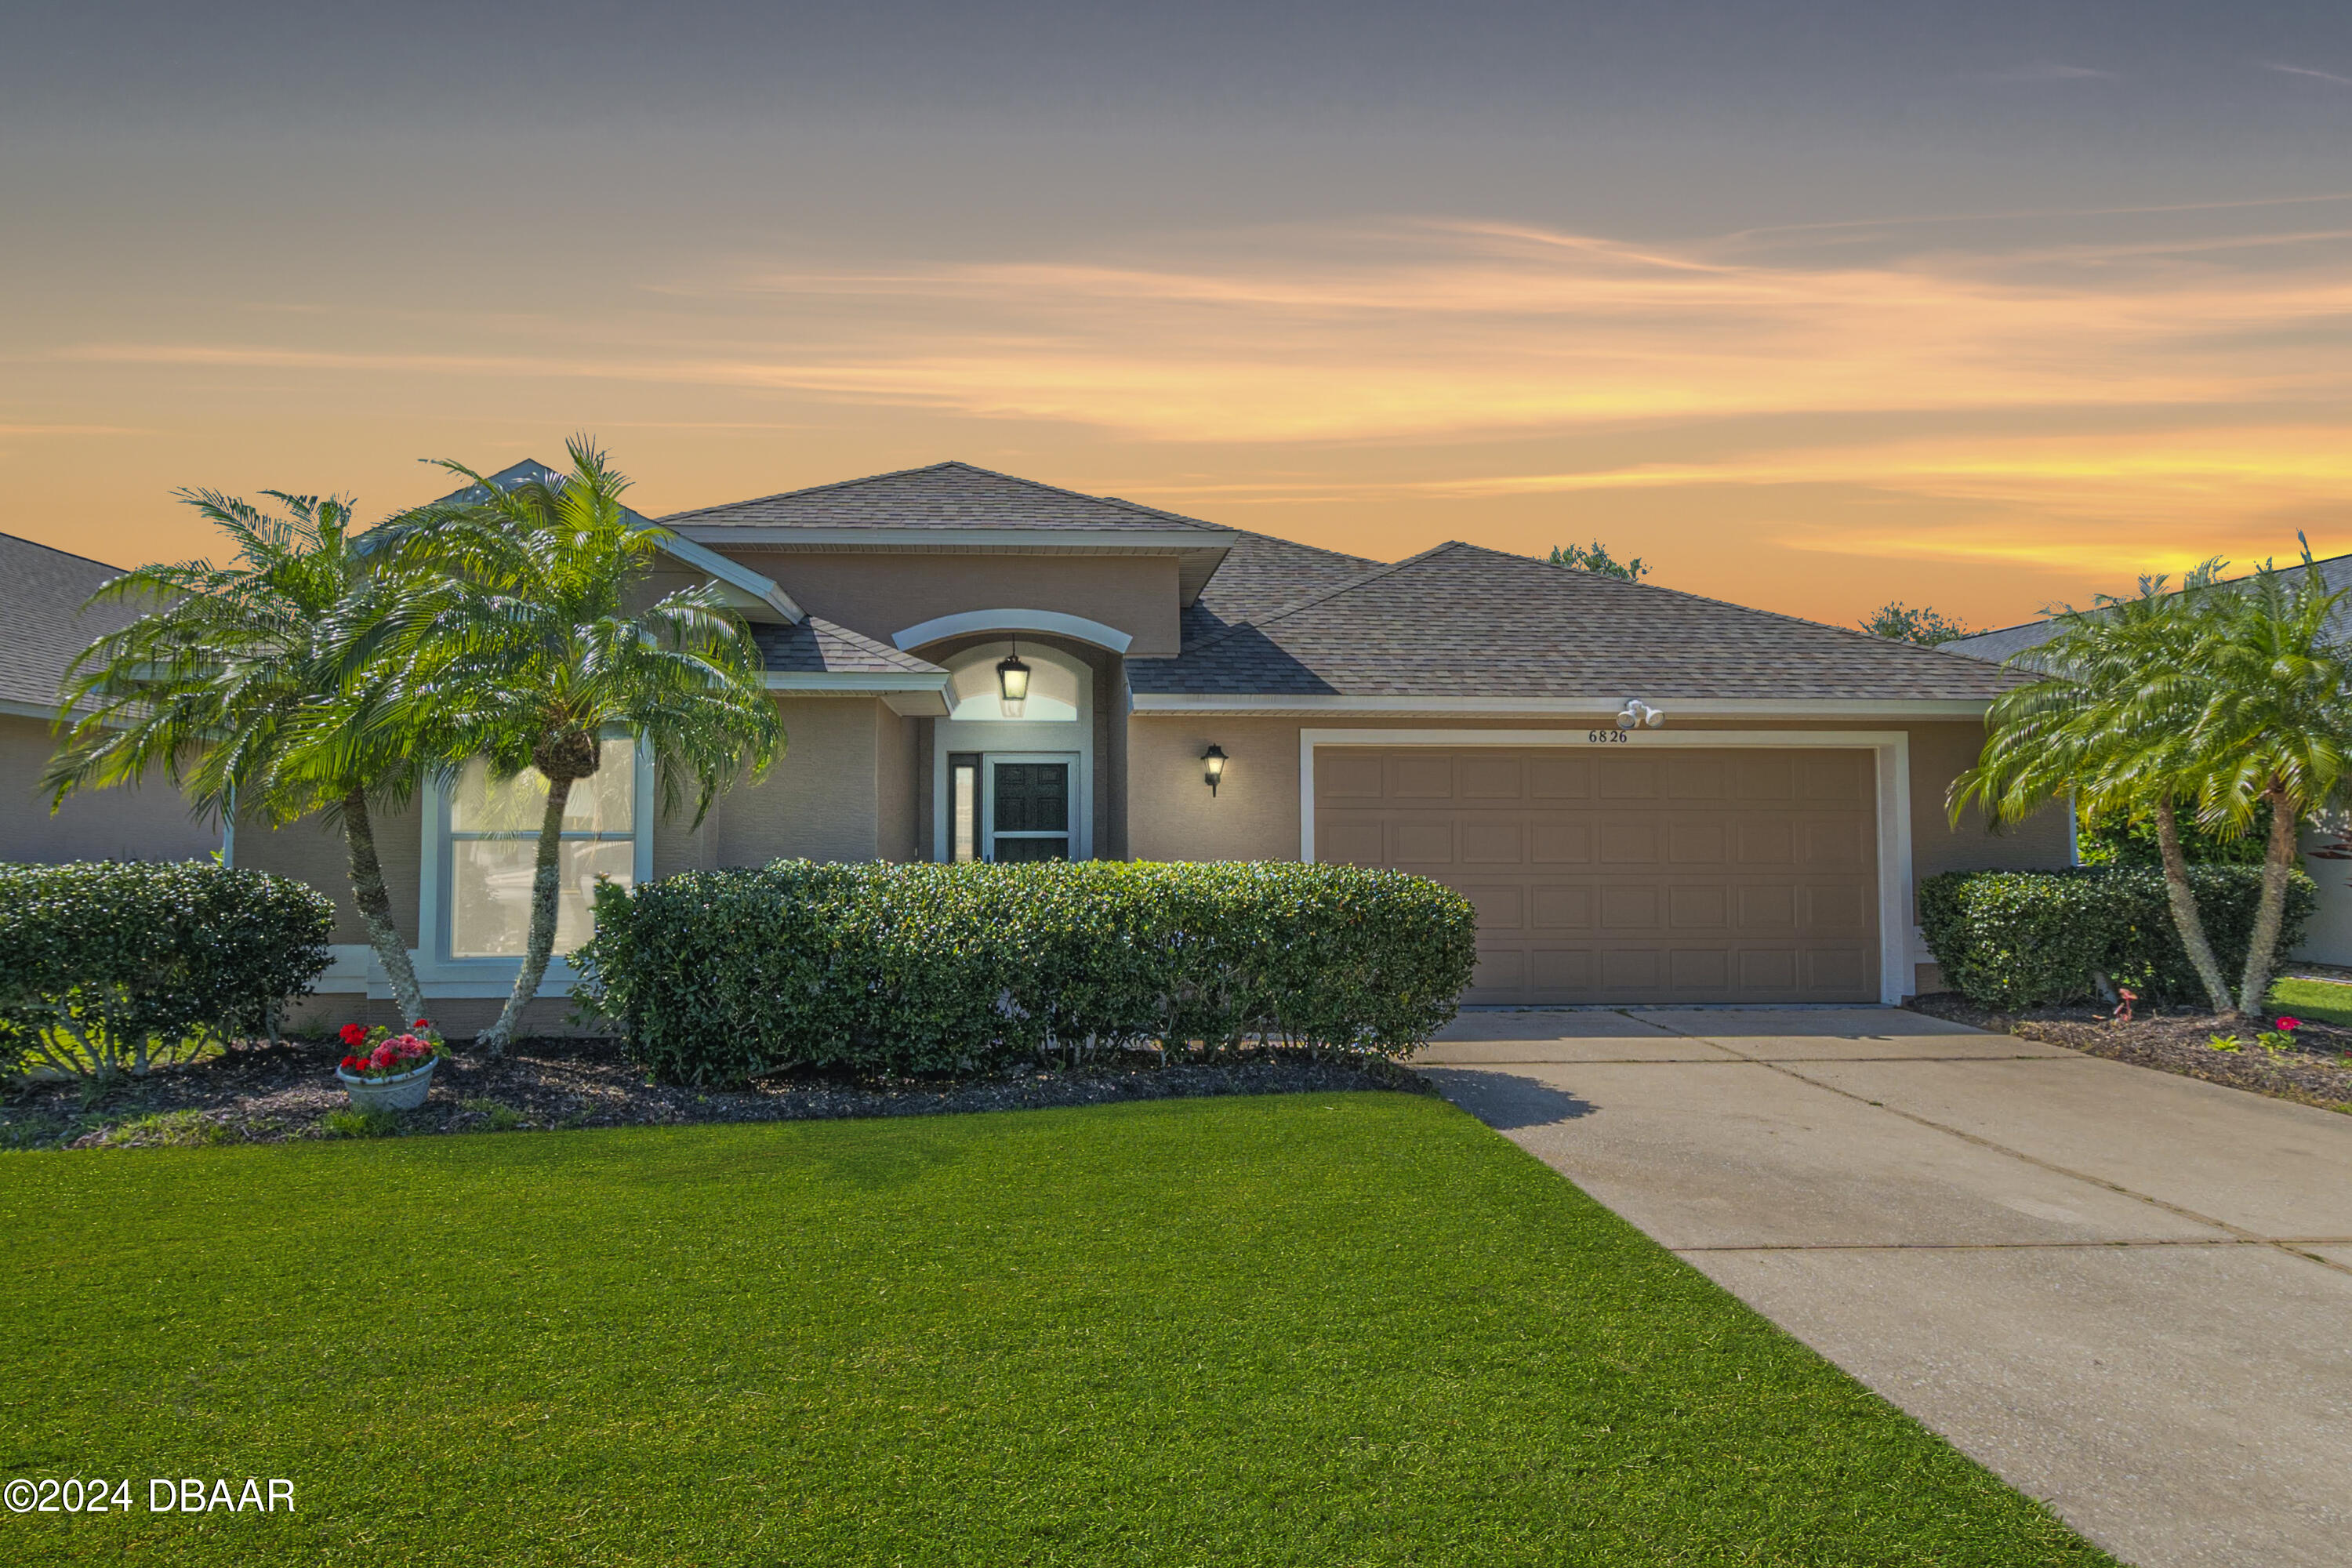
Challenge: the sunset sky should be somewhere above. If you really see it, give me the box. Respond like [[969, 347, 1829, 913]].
[[5, 1, 2350, 632]]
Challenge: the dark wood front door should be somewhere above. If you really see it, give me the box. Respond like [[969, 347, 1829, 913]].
[[991, 762, 1070, 862]]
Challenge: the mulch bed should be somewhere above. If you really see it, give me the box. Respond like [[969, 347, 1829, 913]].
[[1, 1037, 1436, 1152], [1906, 992, 2352, 1115]]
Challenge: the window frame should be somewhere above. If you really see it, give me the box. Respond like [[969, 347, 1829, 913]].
[[416, 738, 655, 993]]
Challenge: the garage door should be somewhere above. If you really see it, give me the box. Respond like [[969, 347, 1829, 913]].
[[1313, 746, 1879, 1004]]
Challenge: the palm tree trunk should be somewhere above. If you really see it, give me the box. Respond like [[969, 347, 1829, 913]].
[[2151, 798, 2235, 1015], [342, 787, 430, 1028], [2235, 785, 2302, 1018], [481, 775, 575, 1057]]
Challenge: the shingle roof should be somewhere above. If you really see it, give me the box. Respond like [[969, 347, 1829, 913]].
[[754, 616, 946, 677], [661, 461, 1226, 535], [0, 533, 142, 711], [1944, 554, 2352, 666], [1185, 529, 1385, 646], [1130, 542, 2024, 700]]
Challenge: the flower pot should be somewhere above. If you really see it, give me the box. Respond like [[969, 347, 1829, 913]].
[[336, 1058, 437, 1112]]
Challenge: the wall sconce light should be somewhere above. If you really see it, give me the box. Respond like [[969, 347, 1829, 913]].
[[1616, 698, 1667, 731], [1202, 743, 1228, 796], [996, 641, 1031, 705]]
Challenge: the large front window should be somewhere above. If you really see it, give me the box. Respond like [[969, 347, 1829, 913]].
[[446, 739, 637, 958]]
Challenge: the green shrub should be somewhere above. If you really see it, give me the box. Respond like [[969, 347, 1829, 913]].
[[0, 861, 335, 1079], [1918, 865, 2317, 1010], [461, 1097, 526, 1131], [324, 1106, 402, 1138], [85, 1109, 240, 1149], [573, 860, 1482, 1087]]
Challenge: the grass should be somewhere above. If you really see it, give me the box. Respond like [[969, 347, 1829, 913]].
[[2268, 976, 2352, 1030], [0, 1094, 2111, 1566]]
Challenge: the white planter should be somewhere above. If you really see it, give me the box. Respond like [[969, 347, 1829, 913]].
[[336, 1058, 438, 1112]]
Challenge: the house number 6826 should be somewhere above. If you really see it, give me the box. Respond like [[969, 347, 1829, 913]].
[[1585, 730, 1631, 743]]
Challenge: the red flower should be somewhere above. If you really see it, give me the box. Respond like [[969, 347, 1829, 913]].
[[414, 1018, 430, 1029], [2275, 1017, 2302, 1031], [339, 1054, 363, 1071], [339, 1023, 368, 1047]]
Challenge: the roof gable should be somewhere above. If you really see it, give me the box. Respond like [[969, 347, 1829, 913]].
[[661, 460, 1225, 536], [1134, 541, 2024, 702]]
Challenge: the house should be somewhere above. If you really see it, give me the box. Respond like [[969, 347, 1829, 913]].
[[0, 532, 220, 865], [1945, 558, 2352, 967], [238, 461, 2068, 1031]]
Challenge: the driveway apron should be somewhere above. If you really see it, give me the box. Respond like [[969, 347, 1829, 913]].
[[1419, 1007, 2352, 1568]]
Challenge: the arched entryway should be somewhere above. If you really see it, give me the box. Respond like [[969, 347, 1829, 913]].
[[927, 640, 1094, 862]]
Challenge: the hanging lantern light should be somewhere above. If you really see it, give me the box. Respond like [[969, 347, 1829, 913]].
[[996, 641, 1032, 705]]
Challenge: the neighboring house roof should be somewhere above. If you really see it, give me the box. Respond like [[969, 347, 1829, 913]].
[[1944, 551, 2352, 666], [0, 532, 143, 715], [662, 460, 1226, 536], [1129, 541, 2024, 703]]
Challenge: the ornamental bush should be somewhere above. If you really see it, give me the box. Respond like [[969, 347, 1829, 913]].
[[1918, 865, 2316, 1011], [0, 861, 336, 1078], [573, 860, 1482, 1086]]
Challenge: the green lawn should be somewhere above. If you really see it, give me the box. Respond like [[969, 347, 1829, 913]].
[[0, 1094, 2110, 1566], [2269, 976, 2352, 1029]]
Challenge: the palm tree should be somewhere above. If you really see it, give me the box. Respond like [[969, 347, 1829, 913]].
[[372, 439, 782, 1054], [44, 490, 434, 1024], [1950, 565, 2239, 1014], [2183, 549, 2352, 1014]]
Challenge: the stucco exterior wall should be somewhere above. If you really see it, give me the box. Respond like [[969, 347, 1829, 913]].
[[877, 709, 920, 863], [717, 551, 1183, 655], [235, 797, 426, 948], [285, 993, 583, 1037], [705, 695, 890, 866], [0, 714, 220, 864]]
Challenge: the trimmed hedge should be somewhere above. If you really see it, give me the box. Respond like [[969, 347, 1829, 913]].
[[1918, 865, 2316, 1011], [0, 861, 336, 1077], [573, 860, 1482, 1086]]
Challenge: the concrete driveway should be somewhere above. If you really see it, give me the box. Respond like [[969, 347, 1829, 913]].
[[1417, 1007, 2352, 1568]]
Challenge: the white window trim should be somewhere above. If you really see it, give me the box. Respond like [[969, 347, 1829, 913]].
[[1296, 728, 1914, 1007], [413, 740, 656, 995]]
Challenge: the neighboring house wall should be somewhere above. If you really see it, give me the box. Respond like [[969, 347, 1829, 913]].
[[2298, 818, 2352, 967], [1124, 715, 2070, 996], [714, 550, 1184, 655], [0, 714, 220, 863]]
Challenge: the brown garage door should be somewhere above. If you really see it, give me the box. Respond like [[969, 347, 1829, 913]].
[[1314, 746, 1879, 1004]]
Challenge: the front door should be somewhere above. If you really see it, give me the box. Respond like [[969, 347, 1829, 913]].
[[986, 760, 1072, 862]]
